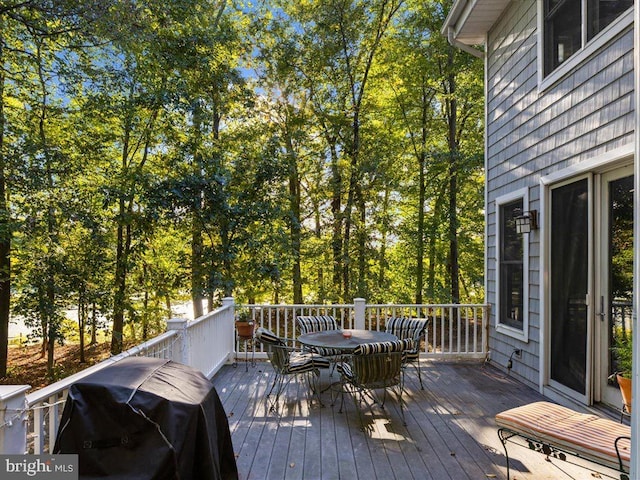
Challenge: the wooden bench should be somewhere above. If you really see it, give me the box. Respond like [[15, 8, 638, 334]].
[[496, 401, 631, 480]]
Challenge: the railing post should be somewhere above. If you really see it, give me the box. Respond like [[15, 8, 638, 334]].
[[222, 297, 235, 356], [222, 297, 235, 314], [167, 318, 188, 366], [484, 304, 491, 355], [0, 385, 30, 454], [354, 298, 366, 330]]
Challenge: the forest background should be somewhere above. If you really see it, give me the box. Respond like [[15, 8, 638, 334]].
[[0, 0, 484, 381]]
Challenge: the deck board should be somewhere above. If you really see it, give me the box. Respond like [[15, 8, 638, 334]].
[[212, 360, 620, 480]]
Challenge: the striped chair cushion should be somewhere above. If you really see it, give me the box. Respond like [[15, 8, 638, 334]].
[[336, 362, 352, 378], [385, 317, 427, 352], [312, 346, 343, 357], [353, 339, 413, 356], [386, 317, 427, 364], [296, 316, 342, 357], [495, 401, 631, 471], [255, 327, 285, 346], [266, 343, 331, 374], [338, 347, 404, 388], [288, 351, 331, 373], [296, 315, 339, 334], [402, 350, 419, 362]]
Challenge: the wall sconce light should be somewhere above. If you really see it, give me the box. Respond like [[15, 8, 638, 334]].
[[513, 209, 538, 234]]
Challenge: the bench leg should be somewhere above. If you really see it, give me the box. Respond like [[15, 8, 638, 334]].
[[497, 428, 512, 480], [615, 436, 631, 480]]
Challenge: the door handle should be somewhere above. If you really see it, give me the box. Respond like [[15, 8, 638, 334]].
[[597, 296, 606, 321]]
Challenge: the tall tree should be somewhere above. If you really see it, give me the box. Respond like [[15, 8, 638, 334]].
[[266, 0, 406, 301], [385, 0, 484, 303], [328, 0, 405, 299], [0, 19, 10, 377], [0, 0, 107, 377], [8, 1, 108, 376], [381, 14, 437, 304]]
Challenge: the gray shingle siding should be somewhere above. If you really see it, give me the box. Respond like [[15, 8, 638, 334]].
[[484, 0, 634, 389]]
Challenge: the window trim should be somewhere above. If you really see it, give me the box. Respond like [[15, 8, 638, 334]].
[[537, 3, 633, 90], [495, 188, 530, 342]]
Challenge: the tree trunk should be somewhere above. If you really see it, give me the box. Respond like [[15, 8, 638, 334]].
[[286, 129, 303, 304], [191, 100, 204, 319], [40, 316, 47, 358], [428, 180, 449, 301], [447, 50, 460, 304], [37, 39, 57, 379], [342, 186, 353, 300], [45, 265, 55, 376], [356, 183, 367, 297], [314, 202, 325, 302], [207, 292, 214, 313], [191, 217, 204, 319], [220, 225, 233, 297], [343, 110, 362, 300], [377, 187, 390, 302], [0, 33, 9, 378], [111, 101, 132, 355], [416, 153, 426, 305], [112, 202, 134, 353], [46, 320, 55, 379], [78, 289, 86, 363], [329, 140, 343, 300], [111, 212, 128, 354], [415, 82, 429, 305], [90, 302, 97, 346], [142, 269, 149, 340], [427, 217, 437, 300], [416, 76, 433, 305], [448, 159, 460, 303]]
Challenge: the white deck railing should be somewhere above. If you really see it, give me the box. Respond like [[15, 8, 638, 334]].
[[236, 299, 489, 361], [2, 298, 488, 455], [3, 299, 234, 455]]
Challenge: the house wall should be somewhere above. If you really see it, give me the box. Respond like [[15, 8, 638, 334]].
[[484, 0, 635, 389]]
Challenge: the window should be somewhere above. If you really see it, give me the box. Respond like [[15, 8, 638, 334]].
[[543, 0, 632, 76], [496, 190, 529, 341], [500, 200, 524, 329]]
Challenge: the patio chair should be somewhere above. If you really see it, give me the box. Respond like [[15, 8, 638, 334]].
[[335, 339, 412, 425], [385, 317, 429, 389], [296, 315, 340, 335], [254, 327, 330, 411], [296, 315, 343, 367]]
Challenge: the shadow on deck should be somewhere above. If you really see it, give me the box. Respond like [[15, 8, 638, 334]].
[[212, 361, 614, 480]]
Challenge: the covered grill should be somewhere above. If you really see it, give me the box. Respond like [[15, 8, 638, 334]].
[[54, 356, 238, 480]]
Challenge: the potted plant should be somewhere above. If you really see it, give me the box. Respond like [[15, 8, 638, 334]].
[[611, 332, 633, 416], [235, 310, 255, 338]]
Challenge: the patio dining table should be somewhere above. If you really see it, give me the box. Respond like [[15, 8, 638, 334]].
[[297, 329, 398, 352], [298, 330, 403, 408]]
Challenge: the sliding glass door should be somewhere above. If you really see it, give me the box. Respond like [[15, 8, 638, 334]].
[[548, 166, 633, 405]]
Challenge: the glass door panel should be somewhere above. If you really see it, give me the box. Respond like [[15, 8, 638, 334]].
[[550, 178, 589, 395], [599, 171, 633, 407]]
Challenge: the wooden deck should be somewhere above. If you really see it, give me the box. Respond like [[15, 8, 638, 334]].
[[212, 360, 620, 480]]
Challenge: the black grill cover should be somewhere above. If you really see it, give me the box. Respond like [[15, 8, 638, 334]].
[[53, 356, 238, 480]]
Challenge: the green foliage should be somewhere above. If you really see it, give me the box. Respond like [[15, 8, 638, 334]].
[[612, 326, 633, 377], [1, 0, 485, 363]]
